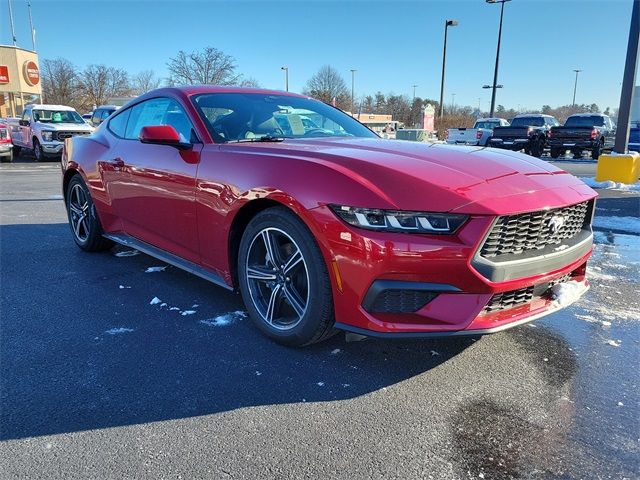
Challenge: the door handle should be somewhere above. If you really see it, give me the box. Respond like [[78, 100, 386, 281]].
[[107, 157, 125, 168]]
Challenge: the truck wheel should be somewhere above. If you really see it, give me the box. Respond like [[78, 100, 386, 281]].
[[550, 147, 562, 159], [572, 149, 582, 159], [530, 137, 544, 158], [12, 145, 21, 157], [33, 139, 43, 162], [1, 150, 13, 163], [592, 140, 603, 160]]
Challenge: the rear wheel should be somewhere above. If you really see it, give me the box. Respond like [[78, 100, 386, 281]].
[[65, 175, 114, 252], [238, 207, 335, 346], [0, 150, 12, 163], [529, 137, 544, 158], [572, 149, 582, 159], [12, 145, 21, 157], [592, 139, 603, 160]]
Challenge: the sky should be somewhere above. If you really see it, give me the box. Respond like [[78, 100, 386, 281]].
[[0, 0, 634, 112]]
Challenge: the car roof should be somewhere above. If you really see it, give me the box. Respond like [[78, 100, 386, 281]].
[[513, 113, 554, 118], [476, 117, 507, 122], [27, 104, 76, 111], [139, 85, 309, 100], [568, 112, 608, 117]]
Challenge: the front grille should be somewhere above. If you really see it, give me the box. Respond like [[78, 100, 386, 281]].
[[482, 273, 573, 314], [54, 131, 90, 141], [370, 289, 437, 313], [480, 201, 591, 259]]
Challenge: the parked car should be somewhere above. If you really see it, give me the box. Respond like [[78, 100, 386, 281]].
[[548, 113, 616, 159], [489, 114, 559, 157], [7, 105, 94, 161], [446, 118, 509, 146], [0, 121, 13, 162], [90, 105, 120, 127], [82, 113, 93, 123], [61, 86, 596, 346], [629, 122, 640, 153]]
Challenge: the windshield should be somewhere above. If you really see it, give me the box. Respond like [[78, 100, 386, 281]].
[[565, 116, 606, 127], [510, 117, 545, 127], [192, 93, 377, 143], [33, 109, 84, 124]]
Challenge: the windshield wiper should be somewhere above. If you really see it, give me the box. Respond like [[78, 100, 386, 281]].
[[228, 134, 286, 143]]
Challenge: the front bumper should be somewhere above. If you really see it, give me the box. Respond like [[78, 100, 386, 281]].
[[307, 205, 592, 337], [41, 142, 64, 155]]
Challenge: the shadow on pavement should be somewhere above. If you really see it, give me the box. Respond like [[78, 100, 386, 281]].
[[0, 223, 475, 440]]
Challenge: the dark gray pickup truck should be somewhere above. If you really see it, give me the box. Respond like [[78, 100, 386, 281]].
[[489, 114, 559, 158], [548, 113, 616, 159]]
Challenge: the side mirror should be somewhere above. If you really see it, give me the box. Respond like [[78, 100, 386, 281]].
[[139, 125, 191, 150], [19, 119, 29, 126]]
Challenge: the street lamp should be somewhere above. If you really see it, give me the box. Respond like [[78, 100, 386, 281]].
[[350, 69, 357, 115], [412, 84, 418, 101], [572, 69, 582, 106], [486, 0, 511, 117], [438, 19, 458, 117], [451, 93, 456, 110], [281, 66, 289, 92]]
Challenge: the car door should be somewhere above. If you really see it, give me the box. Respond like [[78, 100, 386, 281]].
[[17, 109, 32, 148], [111, 97, 202, 263]]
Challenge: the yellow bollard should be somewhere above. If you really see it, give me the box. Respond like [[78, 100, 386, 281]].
[[595, 151, 640, 184]]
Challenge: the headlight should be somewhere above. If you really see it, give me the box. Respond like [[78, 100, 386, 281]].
[[329, 205, 468, 234], [41, 131, 53, 142]]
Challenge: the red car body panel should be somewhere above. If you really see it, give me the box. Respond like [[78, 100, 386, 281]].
[[61, 86, 597, 337]]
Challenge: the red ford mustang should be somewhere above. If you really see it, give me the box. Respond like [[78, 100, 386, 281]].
[[61, 86, 596, 346]]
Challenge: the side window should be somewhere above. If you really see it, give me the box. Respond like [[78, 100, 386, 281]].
[[107, 108, 131, 138], [125, 97, 195, 142], [101, 109, 112, 121], [22, 110, 31, 122], [92, 109, 102, 125]]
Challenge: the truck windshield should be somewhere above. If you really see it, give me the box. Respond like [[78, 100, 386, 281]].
[[510, 117, 545, 127], [564, 116, 605, 127], [192, 93, 378, 143], [33, 110, 84, 124]]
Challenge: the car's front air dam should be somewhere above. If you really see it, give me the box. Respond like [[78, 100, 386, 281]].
[[305, 205, 592, 337]]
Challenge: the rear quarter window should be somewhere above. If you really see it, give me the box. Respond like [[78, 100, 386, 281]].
[[107, 109, 131, 138]]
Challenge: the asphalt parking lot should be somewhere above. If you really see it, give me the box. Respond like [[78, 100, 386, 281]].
[[1, 155, 639, 479]]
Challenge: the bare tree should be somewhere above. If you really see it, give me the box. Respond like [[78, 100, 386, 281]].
[[238, 77, 261, 88], [303, 65, 349, 109], [166, 47, 240, 86], [42, 58, 81, 109], [131, 70, 161, 95], [77, 64, 132, 108]]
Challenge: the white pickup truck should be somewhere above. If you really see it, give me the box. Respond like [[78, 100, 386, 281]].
[[7, 104, 94, 161], [446, 117, 509, 146]]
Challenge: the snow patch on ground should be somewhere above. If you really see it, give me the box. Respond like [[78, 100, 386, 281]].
[[105, 327, 134, 335], [593, 216, 640, 234], [330, 348, 341, 355], [606, 339, 621, 347], [181, 310, 196, 316], [114, 250, 139, 257], [581, 177, 640, 191], [118, 285, 131, 289], [145, 266, 167, 273], [150, 297, 162, 305], [551, 281, 585, 307], [586, 267, 616, 281], [200, 311, 247, 327]]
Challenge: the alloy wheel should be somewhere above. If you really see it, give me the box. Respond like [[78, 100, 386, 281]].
[[68, 184, 91, 242], [245, 227, 309, 330]]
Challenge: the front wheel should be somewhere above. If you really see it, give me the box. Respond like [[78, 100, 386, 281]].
[[33, 139, 43, 162], [238, 207, 335, 346], [550, 147, 562, 159], [530, 137, 544, 158], [65, 175, 114, 252]]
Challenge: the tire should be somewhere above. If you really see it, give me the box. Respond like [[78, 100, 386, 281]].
[[530, 137, 544, 158], [65, 175, 114, 252], [237, 206, 335, 346], [592, 139, 603, 160], [33, 139, 43, 162], [572, 149, 582, 159], [550, 147, 562, 159], [12, 145, 21, 157], [0, 150, 12, 163]]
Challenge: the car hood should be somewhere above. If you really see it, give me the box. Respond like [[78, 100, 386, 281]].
[[37, 122, 94, 131], [231, 138, 596, 215]]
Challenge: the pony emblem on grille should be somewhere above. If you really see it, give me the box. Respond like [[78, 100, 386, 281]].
[[548, 215, 566, 234]]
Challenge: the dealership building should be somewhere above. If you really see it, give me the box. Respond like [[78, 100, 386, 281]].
[[0, 45, 42, 118]]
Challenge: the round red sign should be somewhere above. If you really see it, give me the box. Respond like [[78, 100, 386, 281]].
[[23, 60, 40, 86]]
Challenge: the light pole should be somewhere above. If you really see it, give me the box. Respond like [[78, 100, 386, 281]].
[[281, 66, 289, 92], [439, 19, 458, 117], [350, 69, 357, 114], [451, 93, 456, 111], [412, 84, 418, 102], [486, 0, 510, 118], [572, 69, 582, 106]]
